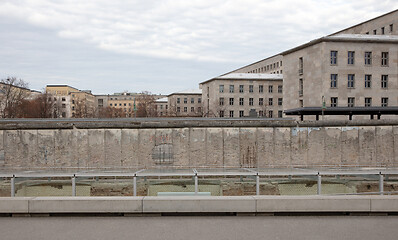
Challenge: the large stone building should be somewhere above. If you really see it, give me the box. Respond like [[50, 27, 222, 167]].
[[200, 73, 283, 118], [217, 9, 398, 120], [46, 85, 95, 118], [167, 89, 202, 117]]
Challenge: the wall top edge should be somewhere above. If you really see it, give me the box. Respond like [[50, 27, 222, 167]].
[[0, 119, 397, 130]]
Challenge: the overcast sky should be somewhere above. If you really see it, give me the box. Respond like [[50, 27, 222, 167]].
[[0, 1, 397, 95]]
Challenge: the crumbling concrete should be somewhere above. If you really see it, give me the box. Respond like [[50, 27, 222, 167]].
[[0, 119, 397, 169]]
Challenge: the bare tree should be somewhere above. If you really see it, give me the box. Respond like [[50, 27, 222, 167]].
[[0, 77, 31, 118], [17, 91, 61, 118], [136, 91, 157, 117], [73, 98, 95, 118], [97, 106, 125, 118]]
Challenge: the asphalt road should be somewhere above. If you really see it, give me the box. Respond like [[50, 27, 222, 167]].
[[1, 215, 398, 240]]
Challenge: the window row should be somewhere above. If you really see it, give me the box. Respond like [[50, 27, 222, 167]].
[[176, 107, 202, 113], [110, 103, 133, 107], [219, 84, 282, 93], [330, 51, 390, 66], [219, 110, 283, 118], [219, 97, 283, 106], [365, 23, 393, 35], [176, 97, 202, 104], [247, 61, 283, 74], [330, 97, 390, 107], [330, 74, 389, 89]]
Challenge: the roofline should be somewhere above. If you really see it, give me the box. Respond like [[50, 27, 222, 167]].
[[167, 92, 202, 97], [328, 9, 398, 36], [281, 36, 398, 56], [219, 54, 283, 77], [200, 76, 283, 85], [46, 85, 80, 92]]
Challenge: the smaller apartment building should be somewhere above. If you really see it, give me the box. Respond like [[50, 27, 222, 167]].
[[155, 97, 168, 116], [46, 85, 95, 118], [168, 89, 202, 117], [200, 73, 283, 118]]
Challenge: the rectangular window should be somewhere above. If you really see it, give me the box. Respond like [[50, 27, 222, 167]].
[[381, 97, 388, 107], [229, 111, 234, 118], [191, 107, 194, 112], [348, 51, 355, 65], [184, 98, 187, 104], [330, 74, 338, 88], [381, 27, 385, 35], [239, 111, 244, 117], [373, 29, 377, 35], [268, 85, 273, 93], [365, 98, 372, 107], [330, 51, 338, 65], [381, 52, 389, 66], [177, 98, 180, 104], [62, 104, 66, 108], [191, 98, 194, 104], [365, 52, 372, 65], [278, 111, 283, 118], [269, 98, 273, 106], [198, 98, 201, 103], [239, 98, 244, 106], [348, 97, 355, 107], [268, 111, 273, 118], [219, 85, 224, 93], [259, 98, 263, 105], [331, 97, 338, 107], [219, 97, 224, 105], [278, 85, 283, 93], [365, 75, 372, 88], [62, 97, 66, 101], [259, 110, 264, 117], [259, 85, 263, 93], [219, 110, 224, 117], [299, 78, 303, 96], [249, 98, 254, 106], [390, 24, 394, 32], [229, 98, 234, 105], [249, 85, 253, 93], [348, 74, 355, 88], [177, 107, 180, 112], [229, 85, 234, 93], [381, 75, 388, 88], [184, 107, 187, 112], [239, 85, 244, 93], [299, 57, 303, 74], [278, 98, 283, 106]]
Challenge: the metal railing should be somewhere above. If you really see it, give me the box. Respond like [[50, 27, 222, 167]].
[[2, 168, 397, 197]]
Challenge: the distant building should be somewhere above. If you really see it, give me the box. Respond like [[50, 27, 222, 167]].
[[46, 85, 95, 118], [200, 73, 283, 118], [220, 9, 398, 120], [155, 97, 168, 117], [167, 89, 202, 117]]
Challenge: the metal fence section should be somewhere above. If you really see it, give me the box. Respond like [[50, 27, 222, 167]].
[[2, 168, 398, 197]]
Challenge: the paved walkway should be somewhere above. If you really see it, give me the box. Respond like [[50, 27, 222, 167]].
[[1, 216, 398, 240]]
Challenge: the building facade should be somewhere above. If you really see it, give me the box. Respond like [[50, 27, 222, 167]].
[[167, 89, 202, 117], [220, 9, 398, 120], [46, 85, 95, 118], [155, 97, 168, 117], [200, 73, 283, 118]]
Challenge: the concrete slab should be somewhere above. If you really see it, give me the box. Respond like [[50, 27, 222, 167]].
[[0, 197, 32, 213], [254, 195, 370, 212], [29, 197, 143, 213], [369, 195, 398, 212], [143, 196, 256, 213]]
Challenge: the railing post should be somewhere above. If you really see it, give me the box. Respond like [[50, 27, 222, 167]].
[[379, 172, 384, 195], [194, 174, 198, 195], [256, 174, 260, 196], [11, 175, 15, 197], [317, 173, 321, 195], [72, 175, 76, 196], [133, 175, 137, 196]]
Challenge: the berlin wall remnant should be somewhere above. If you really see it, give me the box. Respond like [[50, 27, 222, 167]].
[[0, 119, 397, 169]]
